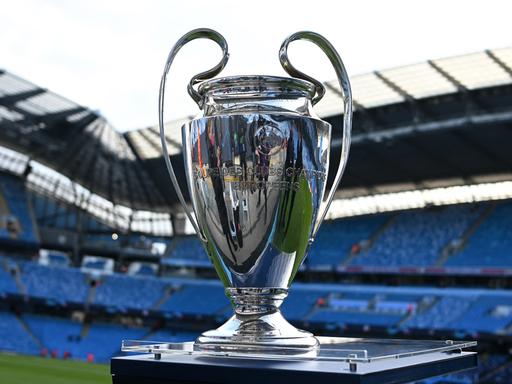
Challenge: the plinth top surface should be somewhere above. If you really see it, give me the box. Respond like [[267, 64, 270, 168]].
[[122, 336, 476, 363]]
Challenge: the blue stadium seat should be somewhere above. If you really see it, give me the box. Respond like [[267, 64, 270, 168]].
[[0, 311, 39, 355], [281, 289, 328, 321], [162, 236, 209, 267], [351, 205, 483, 267], [307, 214, 388, 268], [0, 257, 19, 296], [24, 314, 83, 357], [20, 261, 89, 304], [159, 284, 228, 316], [0, 173, 38, 244], [404, 296, 477, 330], [5, 257, 512, 345], [79, 322, 147, 361], [309, 309, 404, 327], [94, 273, 169, 311], [145, 330, 199, 343], [452, 296, 512, 334], [135, 264, 157, 276], [446, 202, 512, 268], [24, 314, 147, 362]]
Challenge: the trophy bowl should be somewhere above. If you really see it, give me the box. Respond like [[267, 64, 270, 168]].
[[158, 29, 352, 352]]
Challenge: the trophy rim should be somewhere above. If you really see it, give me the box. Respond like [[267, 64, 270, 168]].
[[197, 75, 316, 99]]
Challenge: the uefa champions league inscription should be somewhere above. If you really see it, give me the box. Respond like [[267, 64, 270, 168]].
[[158, 28, 352, 352], [193, 165, 327, 191]]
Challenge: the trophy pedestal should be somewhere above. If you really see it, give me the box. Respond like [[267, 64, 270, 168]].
[[113, 337, 477, 384], [196, 312, 319, 351]]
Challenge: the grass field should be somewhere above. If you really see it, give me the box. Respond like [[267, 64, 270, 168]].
[[0, 353, 110, 384]]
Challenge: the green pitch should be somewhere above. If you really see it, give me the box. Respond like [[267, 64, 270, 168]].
[[0, 353, 110, 384]]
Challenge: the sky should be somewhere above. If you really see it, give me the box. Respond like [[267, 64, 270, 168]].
[[1, 0, 511, 132]]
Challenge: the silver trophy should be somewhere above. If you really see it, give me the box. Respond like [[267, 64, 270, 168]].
[[158, 28, 352, 352]]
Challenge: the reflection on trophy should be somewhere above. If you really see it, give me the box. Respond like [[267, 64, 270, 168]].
[[158, 28, 353, 351]]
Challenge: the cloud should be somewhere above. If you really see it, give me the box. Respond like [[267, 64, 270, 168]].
[[1, 0, 511, 131]]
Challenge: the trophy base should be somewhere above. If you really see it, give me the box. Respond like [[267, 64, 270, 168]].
[[194, 287, 318, 352], [195, 311, 319, 353]]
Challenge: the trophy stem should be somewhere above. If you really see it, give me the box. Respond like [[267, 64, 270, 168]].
[[229, 287, 287, 315], [195, 288, 319, 353]]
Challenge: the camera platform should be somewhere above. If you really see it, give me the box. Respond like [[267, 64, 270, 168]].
[[111, 337, 477, 384]]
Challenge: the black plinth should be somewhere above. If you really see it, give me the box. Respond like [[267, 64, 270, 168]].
[[111, 351, 477, 384]]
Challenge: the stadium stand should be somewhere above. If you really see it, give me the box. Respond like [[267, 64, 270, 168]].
[[454, 296, 512, 334], [153, 201, 512, 273], [158, 283, 230, 317], [280, 289, 329, 321], [309, 309, 404, 328], [93, 273, 169, 311], [162, 236, 209, 267], [130, 263, 158, 276], [0, 310, 202, 362], [446, 201, 512, 268], [2, 237, 512, 376], [404, 296, 478, 331], [159, 201, 512, 273], [351, 204, 485, 267], [0, 311, 39, 355], [3, 48, 512, 382], [77, 322, 147, 362], [24, 315, 83, 356], [31, 193, 78, 231], [2, 151, 511, 276], [0, 173, 37, 244], [3, 257, 512, 336], [0, 256, 19, 296], [42, 250, 70, 267], [23, 314, 147, 362], [308, 214, 389, 268], [144, 329, 199, 343], [19, 261, 89, 304]]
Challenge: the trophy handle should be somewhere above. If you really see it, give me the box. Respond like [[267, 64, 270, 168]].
[[279, 31, 353, 238], [159, 29, 229, 241]]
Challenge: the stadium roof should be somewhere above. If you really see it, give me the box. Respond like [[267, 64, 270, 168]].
[[127, 48, 512, 206], [2, 48, 512, 216], [127, 47, 512, 155], [0, 70, 167, 211], [318, 48, 512, 116]]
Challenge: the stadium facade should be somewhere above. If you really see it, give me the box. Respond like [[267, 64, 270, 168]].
[[1, 49, 512, 382]]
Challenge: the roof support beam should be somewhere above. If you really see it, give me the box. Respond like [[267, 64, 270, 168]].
[[324, 81, 381, 133], [148, 126, 182, 150], [427, 61, 466, 91], [427, 60, 487, 115], [374, 71, 428, 123], [120, 151, 134, 209], [28, 113, 98, 161], [122, 133, 164, 209], [135, 129, 186, 207], [485, 50, 512, 79], [39, 107, 86, 124], [0, 89, 46, 105], [9, 107, 86, 131]]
